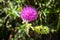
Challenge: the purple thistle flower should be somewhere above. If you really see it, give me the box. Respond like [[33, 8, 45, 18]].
[[20, 5, 38, 22]]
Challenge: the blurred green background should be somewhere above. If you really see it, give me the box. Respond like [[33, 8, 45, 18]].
[[0, 0, 60, 40]]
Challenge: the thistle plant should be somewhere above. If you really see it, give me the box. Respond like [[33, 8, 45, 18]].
[[20, 5, 38, 22]]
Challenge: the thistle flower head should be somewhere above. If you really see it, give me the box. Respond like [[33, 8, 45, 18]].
[[20, 5, 38, 22]]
